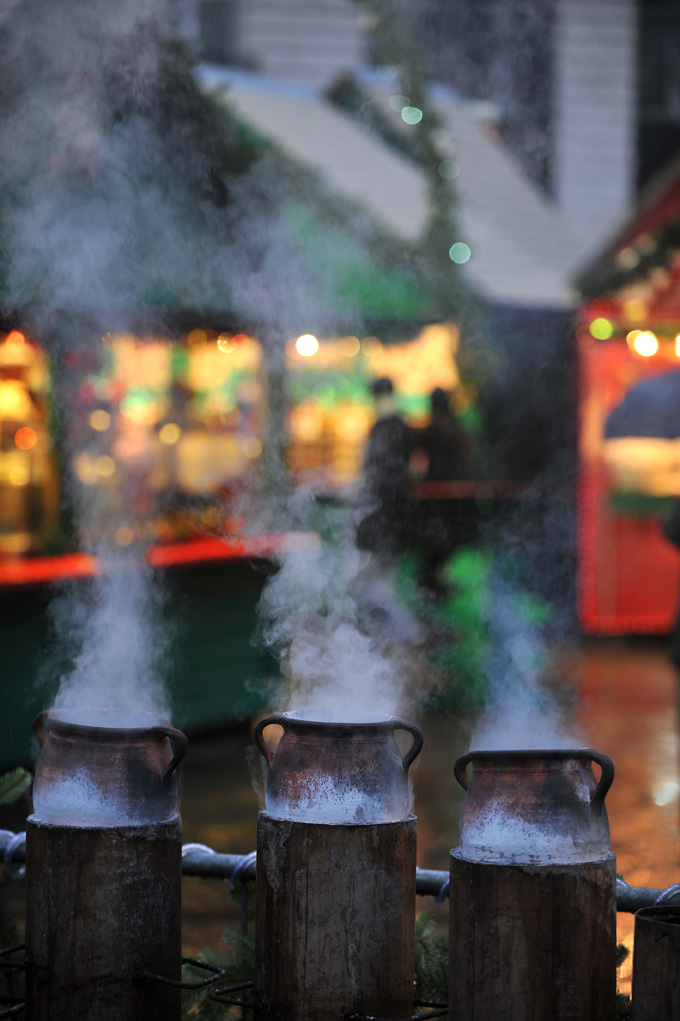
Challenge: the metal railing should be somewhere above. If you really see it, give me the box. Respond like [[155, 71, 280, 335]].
[[1, 830, 677, 913]]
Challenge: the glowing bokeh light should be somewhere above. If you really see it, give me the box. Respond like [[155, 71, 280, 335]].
[[589, 317, 614, 340], [114, 526, 135, 547], [159, 422, 181, 445], [9, 464, 30, 486], [5, 331, 25, 346], [217, 334, 234, 353], [676, 335, 680, 358], [187, 328, 207, 346], [623, 299, 647, 323], [295, 334, 319, 357], [340, 336, 361, 357], [90, 409, 111, 432], [14, 426, 37, 450], [438, 160, 460, 180], [242, 437, 262, 459], [633, 331, 659, 357], [449, 242, 471, 264], [389, 94, 409, 111], [401, 106, 423, 125], [362, 337, 383, 357], [95, 455, 116, 478]]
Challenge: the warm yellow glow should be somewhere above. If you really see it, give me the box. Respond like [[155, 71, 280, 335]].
[[339, 336, 361, 357], [362, 337, 383, 357], [676, 335, 680, 358], [0, 381, 32, 419], [242, 437, 262, 459], [633, 331, 659, 357], [8, 464, 30, 486], [626, 329, 642, 349], [159, 422, 181, 445], [95, 455, 116, 478], [217, 334, 234, 353], [114, 525, 135, 547], [295, 334, 319, 357], [14, 426, 37, 450], [90, 409, 111, 432], [622, 299, 647, 323], [188, 328, 207, 346], [5, 331, 25, 346]]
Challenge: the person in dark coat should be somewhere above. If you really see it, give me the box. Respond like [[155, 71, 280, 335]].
[[355, 377, 415, 560], [416, 387, 474, 596]]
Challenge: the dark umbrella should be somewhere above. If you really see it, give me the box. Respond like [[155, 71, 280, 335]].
[[604, 369, 680, 439]]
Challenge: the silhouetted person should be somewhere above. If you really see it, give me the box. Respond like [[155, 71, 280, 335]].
[[355, 377, 414, 560], [416, 388, 473, 596]]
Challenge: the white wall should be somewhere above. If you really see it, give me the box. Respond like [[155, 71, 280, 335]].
[[553, 0, 637, 257]]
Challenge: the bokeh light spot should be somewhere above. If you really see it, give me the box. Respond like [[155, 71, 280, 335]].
[[589, 317, 614, 340], [95, 455, 116, 478], [449, 242, 471, 264], [15, 426, 37, 450], [389, 94, 409, 111], [90, 409, 111, 432], [114, 526, 135, 547], [401, 106, 423, 125], [242, 437, 262, 459], [633, 331, 659, 357], [295, 334, 319, 357], [9, 464, 30, 486], [159, 422, 181, 445], [439, 160, 460, 180]]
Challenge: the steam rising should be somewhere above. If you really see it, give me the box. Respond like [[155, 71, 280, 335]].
[[465, 517, 581, 753], [47, 552, 170, 716], [257, 528, 422, 723]]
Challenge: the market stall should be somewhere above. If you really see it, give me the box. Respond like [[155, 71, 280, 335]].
[[577, 166, 680, 634]]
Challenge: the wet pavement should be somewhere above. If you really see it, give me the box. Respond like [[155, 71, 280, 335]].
[[178, 636, 680, 998]]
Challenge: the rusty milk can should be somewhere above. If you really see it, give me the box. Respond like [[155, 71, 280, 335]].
[[254, 710, 423, 823], [449, 746, 617, 1021], [32, 707, 187, 826]]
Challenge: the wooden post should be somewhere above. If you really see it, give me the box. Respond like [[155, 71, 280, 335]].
[[25, 816, 182, 1021], [632, 906, 680, 1021], [449, 850, 617, 1021], [255, 812, 417, 1021]]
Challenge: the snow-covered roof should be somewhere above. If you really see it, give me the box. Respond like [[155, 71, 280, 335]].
[[198, 65, 582, 310]]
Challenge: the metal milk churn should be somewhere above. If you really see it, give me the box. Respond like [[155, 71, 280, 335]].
[[253, 711, 423, 823], [254, 711, 424, 1020], [32, 707, 187, 826], [453, 747, 615, 864], [449, 746, 617, 1021]]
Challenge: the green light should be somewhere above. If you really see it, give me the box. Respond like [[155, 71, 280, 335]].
[[439, 160, 460, 180], [589, 317, 614, 340], [389, 94, 410, 111], [449, 242, 471, 264], [401, 106, 423, 125]]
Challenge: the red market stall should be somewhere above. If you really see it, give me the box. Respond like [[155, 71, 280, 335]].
[[577, 165, 680, 634]]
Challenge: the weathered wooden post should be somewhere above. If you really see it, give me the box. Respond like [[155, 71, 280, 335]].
[[253, 712, 423, 1021], [632, 906, 680, 1020], [449, 748, 617, 1021], [25, 708, 186, 1021]]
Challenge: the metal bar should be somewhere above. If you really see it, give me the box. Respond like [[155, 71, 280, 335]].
[[0, 831, 675, 912], [136, 957, 226, 990], [209, 979, 256, 1008]]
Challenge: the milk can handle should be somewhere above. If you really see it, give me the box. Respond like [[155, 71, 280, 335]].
[[154, 726, 188, 780], [391, 719, 424, 771], [453, 752, 472, 791], [32, 711, 49, 748], [254, 714, 288, 768], [582, 748, 615, 804]]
